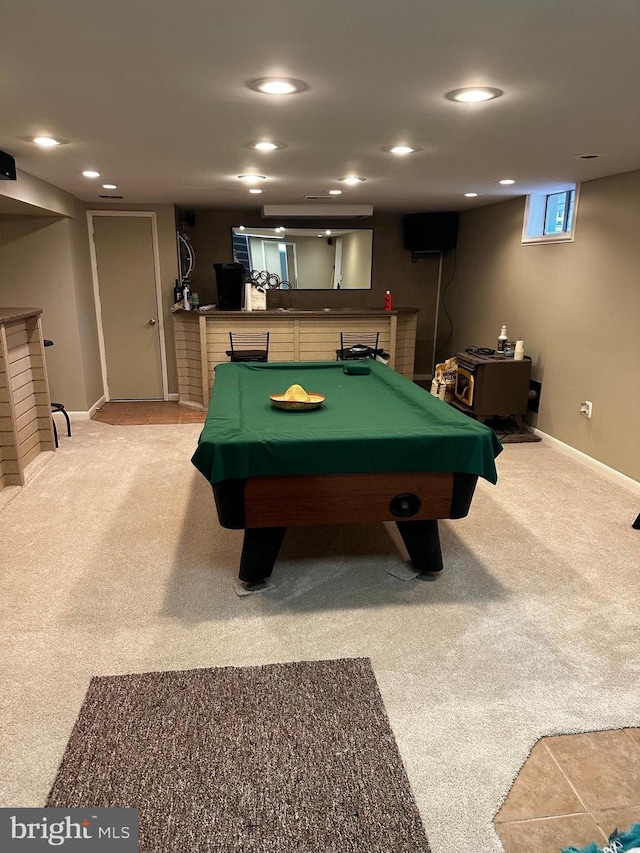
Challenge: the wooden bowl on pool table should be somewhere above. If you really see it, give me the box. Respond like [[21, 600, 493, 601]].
[[270, 393, 325, 411]]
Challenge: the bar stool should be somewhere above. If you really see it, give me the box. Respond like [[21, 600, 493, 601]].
[[336, 332, 380, 360], [43, 339, 71, 447], [226, 331, 270, 362]]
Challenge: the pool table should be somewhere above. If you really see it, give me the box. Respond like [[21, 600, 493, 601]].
[[192, 360, 502, 583]]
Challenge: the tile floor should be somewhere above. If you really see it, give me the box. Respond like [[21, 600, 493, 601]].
[[92, 401, 205, 425], [91, 403, 640, 852], [495, 728, 640, 852]]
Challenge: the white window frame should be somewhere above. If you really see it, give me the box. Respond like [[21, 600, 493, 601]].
[[522, 184, 580, 245]]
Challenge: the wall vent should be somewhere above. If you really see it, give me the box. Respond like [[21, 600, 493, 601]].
[[99, 194, 124, 199], [262, 204, 373, 219]]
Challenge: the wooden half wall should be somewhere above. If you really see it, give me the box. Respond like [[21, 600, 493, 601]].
[[0, 309, 55, 489], [173, 308, 418, 409]]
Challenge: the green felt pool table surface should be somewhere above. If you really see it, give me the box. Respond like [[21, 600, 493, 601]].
[[192, 360, 502, 486]]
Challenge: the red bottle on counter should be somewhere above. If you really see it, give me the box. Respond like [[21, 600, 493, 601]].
[[384, 290, 392, 311]]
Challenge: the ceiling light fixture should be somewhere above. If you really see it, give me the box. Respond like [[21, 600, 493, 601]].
[[102, 183, 117, 190], [249, 188, 263, 194], [499, 179, 515, 185], [338, 177, 366, 185], [384, 145, 421, 155], [248, 141, 286, 151], [238, 174, 267, 184], [248, 77, 308, 95], [445, 87, 503, 103], [82, 170, 101, 178], [329, 189, 342, 195], [29, 136, 67, 147], [464, 192, 478, 197]]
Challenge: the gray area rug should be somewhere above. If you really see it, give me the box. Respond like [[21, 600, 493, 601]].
[[46, 658, 430, 853]]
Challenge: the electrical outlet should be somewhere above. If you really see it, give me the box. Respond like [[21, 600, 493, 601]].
[[580, 400, 593, 418]]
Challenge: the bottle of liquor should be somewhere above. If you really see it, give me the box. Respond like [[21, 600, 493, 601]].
[[497, 324, 508, 352]]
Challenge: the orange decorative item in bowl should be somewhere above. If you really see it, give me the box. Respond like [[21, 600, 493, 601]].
[[270, 383, 325, 411]]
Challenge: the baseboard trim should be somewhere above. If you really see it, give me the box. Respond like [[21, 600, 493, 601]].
[[168, 393, 179, 401], [65, 395, 106, 420], [531, 427, 640, 496]]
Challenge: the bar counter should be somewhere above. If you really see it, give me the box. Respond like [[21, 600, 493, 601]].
[[0, 307, 55, 489], [173, 306, 418, 409]]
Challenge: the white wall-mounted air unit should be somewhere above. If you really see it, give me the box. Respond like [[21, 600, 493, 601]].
[[261, 204, 373, 219]]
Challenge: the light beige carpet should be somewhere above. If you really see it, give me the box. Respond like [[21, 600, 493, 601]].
[[1, 418, 639, 852]]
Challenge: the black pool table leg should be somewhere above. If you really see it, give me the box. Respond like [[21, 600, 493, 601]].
[[395, 519, 444, 574], [239, 527, 287, 583]]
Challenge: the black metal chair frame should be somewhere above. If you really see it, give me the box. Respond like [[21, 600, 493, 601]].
[[336, 332, 381, 361], [51, 403, 71, 448], [44, 339, 71, 447], [226, 331, 270, 363]]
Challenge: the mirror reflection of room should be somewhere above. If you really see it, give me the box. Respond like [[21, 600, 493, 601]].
[[232, 227, 373, 289]]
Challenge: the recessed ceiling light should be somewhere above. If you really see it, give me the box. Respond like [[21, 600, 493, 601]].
[[384, 145, 421, 155], [329, 189, 342, 195], [464, 192, 478, 198], [325, 230, 332, 236], [238, 174, 267, 184], [248, 77, 308, 95], [248, 141, 287, 151], [338, 177, 366, 185], [102, 183, 117, 190], [249, 188, 263, 194], [28, 135, 67, 147], [445, 87, 503, 103], [499, 179, 515, 185], [82, 170, 101, 178]]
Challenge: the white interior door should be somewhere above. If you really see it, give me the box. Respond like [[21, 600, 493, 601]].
[[89, 212, 167, 400]]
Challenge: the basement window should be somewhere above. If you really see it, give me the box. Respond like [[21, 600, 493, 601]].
[[522, 185, 579, 244]]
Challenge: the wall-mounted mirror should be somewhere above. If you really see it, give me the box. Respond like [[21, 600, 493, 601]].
[[232, 227, 373, 290]]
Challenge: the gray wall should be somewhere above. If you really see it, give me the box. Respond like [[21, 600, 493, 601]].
[[447, 169, 640, 482], [4, 167, 638, 483], [0, 190, 179, 409], [180, 208, 445, 375]]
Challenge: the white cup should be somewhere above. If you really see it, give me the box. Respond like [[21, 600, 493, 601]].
[[514, 340, 525, 361]]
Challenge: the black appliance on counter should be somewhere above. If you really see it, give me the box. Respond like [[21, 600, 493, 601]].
[[214, 263, 243, 310]]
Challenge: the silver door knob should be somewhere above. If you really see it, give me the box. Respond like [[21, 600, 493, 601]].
[[146, 318, 157, 326]]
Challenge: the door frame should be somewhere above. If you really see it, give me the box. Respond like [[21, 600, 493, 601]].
[[87, 210, 169, 401]]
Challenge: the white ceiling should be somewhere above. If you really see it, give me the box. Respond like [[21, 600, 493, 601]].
[[1, 0, 639, 215]]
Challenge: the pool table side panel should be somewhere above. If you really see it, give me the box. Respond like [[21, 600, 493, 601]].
[[242, 471, 454, 527]]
